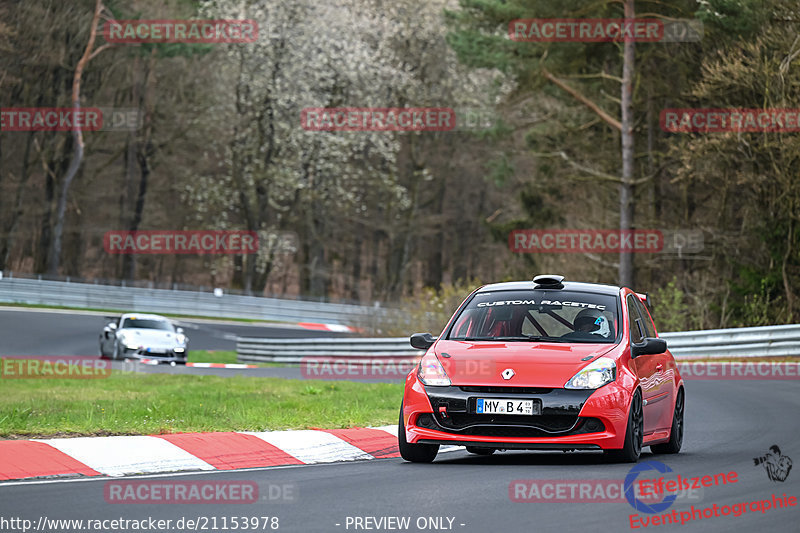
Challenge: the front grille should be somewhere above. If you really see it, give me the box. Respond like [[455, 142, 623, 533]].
[[459, 426, 564, 438], [436, 411, 578, 432], [137, 348, 171, 355], [459, 386, 553, 394], [426, 413, 604, 438], [135, 349, 181, 359]]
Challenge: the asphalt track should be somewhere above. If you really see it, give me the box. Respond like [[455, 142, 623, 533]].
[[0, 307, 340, 378], [0, 308, 798, 533]]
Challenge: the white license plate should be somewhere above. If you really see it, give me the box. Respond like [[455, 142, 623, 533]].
[[476, 398, 538, 415]]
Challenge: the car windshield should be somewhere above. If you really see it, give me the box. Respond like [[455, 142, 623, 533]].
[[447, 289, 619, 343], [121, 318, 174, 331]]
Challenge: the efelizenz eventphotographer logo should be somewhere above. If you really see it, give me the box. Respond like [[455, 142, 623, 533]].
[[625, 460, 677, 514], [754, 445, 793, 482]]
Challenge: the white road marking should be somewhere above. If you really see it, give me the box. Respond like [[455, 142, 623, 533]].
[[185, 362, 257, 368], [39, 436, 215, 477], [322, 324, 355, 332], [243, 430, 372, 464]]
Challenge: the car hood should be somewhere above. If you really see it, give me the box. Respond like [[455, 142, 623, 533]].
[[119, 328, 183, 348], [434, 339, 617, 388]]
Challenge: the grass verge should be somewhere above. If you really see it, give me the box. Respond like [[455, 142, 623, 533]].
[[0, 372, 402, 439], [188, 350, 238, 364]]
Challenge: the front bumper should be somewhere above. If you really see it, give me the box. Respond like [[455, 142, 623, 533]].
[[403, 376, 631, 450], [121, 347, 187, 363]]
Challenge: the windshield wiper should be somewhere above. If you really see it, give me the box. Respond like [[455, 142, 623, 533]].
[[460, 336, 526, 341], [521, 335, 573, 343], [458, 335, 564, 342]]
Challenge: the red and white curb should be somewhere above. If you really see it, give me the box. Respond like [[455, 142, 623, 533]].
[[0, 426, 422, 482], [297, 322, 359, 333]]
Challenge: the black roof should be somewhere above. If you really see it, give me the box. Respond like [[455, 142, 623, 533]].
[[475, 280, 622, 297]]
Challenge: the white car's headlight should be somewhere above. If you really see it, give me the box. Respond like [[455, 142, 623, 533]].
[[118, 333, 139, 349], [417, 352, 451, 387], [176, 333, 187, 345], [564, 357, 616, 390]]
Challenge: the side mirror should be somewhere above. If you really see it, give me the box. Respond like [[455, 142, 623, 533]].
[[631, 337, 667, 358], [176, 327, 185, 335], [410, 333, 437, 350], [103, 323, 117, 339]]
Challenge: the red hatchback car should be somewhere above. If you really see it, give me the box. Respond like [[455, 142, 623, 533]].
[[399, 275, 684, 463]]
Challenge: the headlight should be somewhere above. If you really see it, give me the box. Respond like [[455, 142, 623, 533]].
[[417, 352, 451, 387], [176, 334, 187, 345], [118, 334, 139, 349], [564, 357, 616, 389]]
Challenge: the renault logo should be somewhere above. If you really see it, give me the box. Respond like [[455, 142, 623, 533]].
[[502, 368, 515, 380]]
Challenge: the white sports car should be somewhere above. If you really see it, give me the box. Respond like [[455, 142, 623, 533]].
[[99, 313, 189, 363]]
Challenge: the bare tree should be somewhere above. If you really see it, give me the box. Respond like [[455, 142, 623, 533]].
[[47, 0, 111, 275], [619, 0, 636, 288]]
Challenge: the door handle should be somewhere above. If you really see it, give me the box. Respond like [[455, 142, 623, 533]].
[[656, 364, 663, 372]]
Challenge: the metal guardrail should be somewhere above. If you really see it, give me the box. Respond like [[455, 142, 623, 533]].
[[3, 274, 797, 359], [237, 337, 421, 364], [659, 324, 800, 359], [0, 275, 375, 325], [237, 324, 800, 363]]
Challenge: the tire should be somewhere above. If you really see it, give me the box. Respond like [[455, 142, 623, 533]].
[[651, 388, 684, 454], [398, 405, 439, 463], [605, 389, 643, 463], [112, 342, 120, 361], [465, 446, 495, 456]]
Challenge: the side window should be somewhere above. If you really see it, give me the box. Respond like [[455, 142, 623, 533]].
[[634, 298, 657, 338], [627, 296, 644, 344]]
